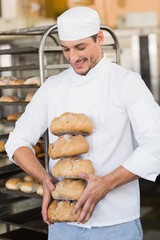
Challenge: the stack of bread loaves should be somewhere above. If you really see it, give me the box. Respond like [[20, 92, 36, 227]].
[[48, 112, 95, 222]]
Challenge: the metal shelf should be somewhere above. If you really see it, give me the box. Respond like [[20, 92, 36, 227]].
[[0, 102, 28, 106], [0, 228, 47, 240], [0, 84, 39, 89], [0, 64, 39, 72], [0, 207, 47, 234]]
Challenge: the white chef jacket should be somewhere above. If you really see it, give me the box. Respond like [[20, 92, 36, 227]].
[[5, 55, 160, 228]]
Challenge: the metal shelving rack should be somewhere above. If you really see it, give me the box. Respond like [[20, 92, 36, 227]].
[[0, 26, 53, 240]]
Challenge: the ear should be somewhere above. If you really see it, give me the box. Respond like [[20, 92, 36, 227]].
[[97, 31, 104, 45]]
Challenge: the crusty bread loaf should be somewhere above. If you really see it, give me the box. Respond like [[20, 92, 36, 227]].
[[48, 134, 89, 160], [51, 179, 86, 200], [0, 76, 18, 86], [7, 112, 22, 121], [24, 92, 35, 102], [24, 76, 41, 86], [0, 140, 5, 153], [0, 95, 20, 102], [10, 79, 25, 85], [20, 181, 38, 193], [50, 112, 94, 136], [48, 200, 81, 222], [37, 184, 43, 196], [5, 178, 23, 190], [52, 157, 95, 178]]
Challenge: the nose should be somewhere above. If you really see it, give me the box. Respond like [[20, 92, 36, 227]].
[[69, 49, 79, 62]]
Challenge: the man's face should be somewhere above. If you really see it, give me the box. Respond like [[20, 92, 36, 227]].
[[60, 31, 104, 75]]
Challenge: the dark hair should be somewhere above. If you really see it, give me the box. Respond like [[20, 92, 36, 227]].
[[90, 33, 98, 42]]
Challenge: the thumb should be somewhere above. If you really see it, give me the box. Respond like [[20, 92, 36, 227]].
[[78, 172, 90, 181]]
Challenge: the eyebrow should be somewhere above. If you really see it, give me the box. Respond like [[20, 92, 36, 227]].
[[60, 42, 86, 48]]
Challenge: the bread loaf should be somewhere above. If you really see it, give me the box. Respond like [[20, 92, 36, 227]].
[[37, 184, 43, 196], [24, 92, 35, 102], [7, 112, 22, 121], [0, 140, 5, 153], [0, 95, 20, 102], [48, 200, 81, 222], [10, 79, 25, 85], [24, 76, 41, 86], [51, 179, 86, 200], [20, 181, 38, 193], [52, 157, 95, 178], [48, 134, 89, 160], [50, 112, 94, 136], [5, 178, 23, 190], [23, 175, 35, 182]]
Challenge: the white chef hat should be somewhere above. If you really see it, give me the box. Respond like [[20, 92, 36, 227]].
[[57, 7, 101, 41]]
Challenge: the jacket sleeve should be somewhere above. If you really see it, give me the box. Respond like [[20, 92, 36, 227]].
[[122, 71, 160, 181]]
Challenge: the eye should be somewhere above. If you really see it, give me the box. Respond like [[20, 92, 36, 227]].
[[77, 46, 85, 51], [62, 48, 70, 52]]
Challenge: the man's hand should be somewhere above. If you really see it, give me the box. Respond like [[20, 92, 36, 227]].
[[41, 176, 55, 224], [72, 173, 110, 224]]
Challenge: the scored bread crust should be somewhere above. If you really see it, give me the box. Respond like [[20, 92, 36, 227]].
[[48, 135, 89, 160], [51, 179, 87, 200], [48, 200, 81, 222], [52, 157, 95, 178], [50, 112, 94, 136]]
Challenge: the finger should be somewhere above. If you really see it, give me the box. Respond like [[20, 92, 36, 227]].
[[72, 190, 88, 214], [77, 201, 95, 224], [41, 189, 52, 224], [82, 203, 96, 224]]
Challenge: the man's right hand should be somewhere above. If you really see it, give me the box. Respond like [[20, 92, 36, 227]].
[[41, 176, 55, 224]]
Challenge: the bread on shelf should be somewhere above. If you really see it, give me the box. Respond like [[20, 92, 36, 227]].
[[0, 95, 20, 102], [0, 140, 5, 153], [24, 76, 41, 86], [48, 134, 89, 160], [24, 92, 35, 102], [20, 181, 39, 193], [50, 112, 94, 136], [5, 178, 23, 190], [36, 184, 43, 196], [7, 112, 22, 121]]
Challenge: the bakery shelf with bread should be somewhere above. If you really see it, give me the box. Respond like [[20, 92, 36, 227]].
[[0, 173, 43, 198], [47, 112, 95, 222]]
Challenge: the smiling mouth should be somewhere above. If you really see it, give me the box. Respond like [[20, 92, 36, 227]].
[[73, 59, 87, 69]]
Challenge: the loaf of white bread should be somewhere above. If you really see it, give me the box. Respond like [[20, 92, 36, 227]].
[[50, 112, 94, 136], [48, 134, 89, 160]]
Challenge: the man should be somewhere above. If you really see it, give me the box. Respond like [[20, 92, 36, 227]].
[[5, 6, 160, 240]]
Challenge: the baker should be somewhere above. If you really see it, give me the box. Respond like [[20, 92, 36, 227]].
[[5, 6, 160, 240]]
